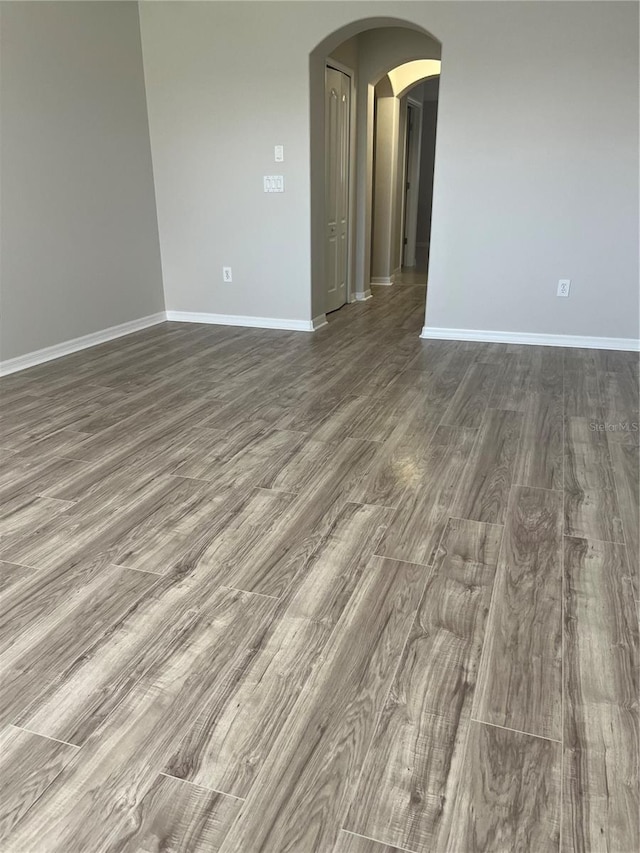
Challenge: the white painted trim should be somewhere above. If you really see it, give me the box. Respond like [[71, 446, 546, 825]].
[[354, 290, 373, 301], [420, 326, 640, 352], [165, 310, 317, 333], [371, 277, 393, 286], [0, 313, 166, 376], [0, 308, 333, 376]]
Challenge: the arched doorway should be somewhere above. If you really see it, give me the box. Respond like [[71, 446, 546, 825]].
[[309, 19, 442, 326], [371, 61, 441, 290]]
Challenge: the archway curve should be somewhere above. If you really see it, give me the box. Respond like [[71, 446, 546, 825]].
[[309, 18, 443, 323], [310, 16, 441, 64], [386, 60, 441, 99]]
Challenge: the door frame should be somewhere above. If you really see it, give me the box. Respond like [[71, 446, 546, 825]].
[[325, 59, 356, 306], [400, 96, 423, 268]]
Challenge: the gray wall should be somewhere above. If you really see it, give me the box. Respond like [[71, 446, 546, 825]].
[[328, 35, 359, 70], [141, 1, 315, 323], [140, 0, 639, 342], [424, 0, 639, 339], [0, 1, 164, 362]]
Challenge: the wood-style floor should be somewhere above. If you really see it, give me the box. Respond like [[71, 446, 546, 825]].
[[0, 277, 638, 852]]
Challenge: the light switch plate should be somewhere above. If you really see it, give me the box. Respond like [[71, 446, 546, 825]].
[[274, 145, 284, 162], [264, 175, 284, 193]]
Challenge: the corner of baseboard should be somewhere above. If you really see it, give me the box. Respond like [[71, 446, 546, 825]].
[[311, 314, 328, 330], [354, 290, 373, 301], [370, 277, 393, 286]]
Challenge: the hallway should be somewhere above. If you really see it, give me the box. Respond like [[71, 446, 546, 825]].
[[0, 282, 638, 852]]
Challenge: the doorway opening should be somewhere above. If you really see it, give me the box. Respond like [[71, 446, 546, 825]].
[[310, 20, 442, 326], [370, 61, 440, 293], [401, 99, 421, 269], [412, 76, 440, 274]]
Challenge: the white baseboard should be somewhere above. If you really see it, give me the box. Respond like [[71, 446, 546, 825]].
[[371, 277, 393, 286], [420, 326, 640, 352], [354, 290, 373, 301], [0, 313, 166, 376], [165, 310, 317, 332], [0, 309, 332, 376]]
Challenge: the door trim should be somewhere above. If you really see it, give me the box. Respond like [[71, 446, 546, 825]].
[[326, 60, 356, 305]]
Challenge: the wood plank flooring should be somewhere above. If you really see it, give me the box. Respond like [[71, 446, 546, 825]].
[[0, 278, 638, 852]]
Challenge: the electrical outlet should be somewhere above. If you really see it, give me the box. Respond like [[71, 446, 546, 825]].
[[223, 267, 232, 283], [557, 279, 571, 297], [274, 145, 284, 162]]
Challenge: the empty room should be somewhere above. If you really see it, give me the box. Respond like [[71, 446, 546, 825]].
[[0, 1, 638, 851]]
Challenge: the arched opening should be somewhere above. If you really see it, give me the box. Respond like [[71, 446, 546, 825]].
[[309, 18, 442, 327], [371, 62, 441, 292]]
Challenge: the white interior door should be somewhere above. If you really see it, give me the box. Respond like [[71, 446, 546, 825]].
[[325, 66, 351, 314]]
